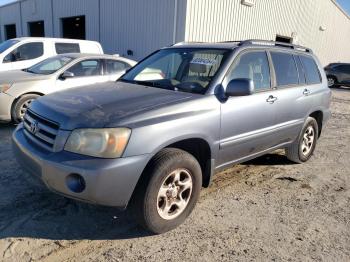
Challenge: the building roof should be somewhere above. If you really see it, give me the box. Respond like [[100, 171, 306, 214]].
[[1, 0, 349, 21]]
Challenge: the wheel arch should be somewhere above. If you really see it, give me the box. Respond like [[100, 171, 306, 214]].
[[136, 136, 215, 192], [11, 92, 44, 121], [309, 110, 323, 137]]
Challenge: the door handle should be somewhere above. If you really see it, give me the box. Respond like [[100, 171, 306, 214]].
[[266, 95, 277, 104], [303, 89, 310, 96]]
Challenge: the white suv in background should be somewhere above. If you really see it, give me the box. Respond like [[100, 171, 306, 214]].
[[0, 37, 103, 71]]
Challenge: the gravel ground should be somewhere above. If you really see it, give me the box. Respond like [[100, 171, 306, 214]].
[[0, 88, 349, 262]]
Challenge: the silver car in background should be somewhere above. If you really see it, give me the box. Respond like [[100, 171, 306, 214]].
[[0, 53, 136, 123]]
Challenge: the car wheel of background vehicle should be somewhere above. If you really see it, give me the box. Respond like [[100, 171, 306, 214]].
[[131, 148, 202, 234], [285, 117, 318, 163], [327, 76, 337, 88], [11, 94, 40, 124]]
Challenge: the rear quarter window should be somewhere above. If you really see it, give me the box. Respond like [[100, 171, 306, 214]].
[[105, 59, 131, 75], [299, 55, 322, 84], [55, 43, 81, 54], [295, 56, 306, 84]]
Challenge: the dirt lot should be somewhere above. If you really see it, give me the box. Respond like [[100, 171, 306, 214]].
[[0, 88, 349, 262]]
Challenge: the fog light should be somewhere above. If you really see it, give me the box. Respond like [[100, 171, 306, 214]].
[[66, 173, 86, 193]]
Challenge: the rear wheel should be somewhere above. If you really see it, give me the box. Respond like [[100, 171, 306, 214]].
[[286, 117, 318, 163], [11, 94, 39, 123], [131, 148, 202, 234]]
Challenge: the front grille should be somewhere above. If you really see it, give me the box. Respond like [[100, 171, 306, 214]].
[[23, 110, 59, 151]]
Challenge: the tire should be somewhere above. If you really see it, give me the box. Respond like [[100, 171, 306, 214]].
[[11, 94, 39, 123], [327, 76, 337, 88], [285, 117, 319, 163], [131, 148, 202, 234]]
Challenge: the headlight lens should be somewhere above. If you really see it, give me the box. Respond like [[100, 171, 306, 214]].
[[64, 128, 131, 158], [0, 83, 12, 93]]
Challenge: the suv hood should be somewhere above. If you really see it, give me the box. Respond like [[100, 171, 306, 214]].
[[30, 82, 198, 130], [0, 70, 50, 84]]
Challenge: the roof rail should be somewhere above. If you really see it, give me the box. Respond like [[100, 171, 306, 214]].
[[172, 41, 205, 46], [237, 39, 313, 53]]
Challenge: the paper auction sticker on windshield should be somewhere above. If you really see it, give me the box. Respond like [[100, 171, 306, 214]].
[[190, 58, 217, 65]]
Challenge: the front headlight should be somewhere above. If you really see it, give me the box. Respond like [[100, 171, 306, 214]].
[[0, 83, 12, 93], [64, 128, 131, 158]]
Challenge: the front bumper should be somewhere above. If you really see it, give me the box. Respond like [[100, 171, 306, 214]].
[[12, 124, 151, 208], [0, 92, 14, 122]]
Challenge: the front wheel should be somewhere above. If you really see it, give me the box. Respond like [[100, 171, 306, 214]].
[[285, 117, 319, 163], [11, 94, 40, 123], [327, 76, 337, 88], [131, 148, 202, 234]]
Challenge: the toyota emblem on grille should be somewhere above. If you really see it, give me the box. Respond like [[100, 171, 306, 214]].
[[30, 120, 39, 135]]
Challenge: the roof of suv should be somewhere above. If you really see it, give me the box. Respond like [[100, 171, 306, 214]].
[[13, 37, 99, 44], [168, 39, 313, 54]]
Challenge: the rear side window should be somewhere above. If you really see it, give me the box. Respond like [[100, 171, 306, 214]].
[[227, 51, 271, 91], [105, 59, 130, 75], [299, 56, 321, 84], [270, 52, 299, 86], [55, 43, 80, 54], [334, 64, 350, 73]]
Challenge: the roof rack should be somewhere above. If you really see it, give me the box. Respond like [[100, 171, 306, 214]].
[[237, 39, 313, 53]]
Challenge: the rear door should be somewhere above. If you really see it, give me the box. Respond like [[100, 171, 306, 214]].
[[269, 51, 322, 145], [218, 50, 279, 166], [104, 59, 132, 81]]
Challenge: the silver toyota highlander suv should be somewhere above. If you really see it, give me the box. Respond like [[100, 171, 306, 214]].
[[13, 40, 331, 233]]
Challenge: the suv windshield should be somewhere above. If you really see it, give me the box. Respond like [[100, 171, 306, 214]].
[[0, 39, 19, 54], [26, 55, 74, 75], [121, 48, 230, 94]]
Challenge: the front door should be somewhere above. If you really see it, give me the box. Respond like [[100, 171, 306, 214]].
[[218, 50, 278, 167], [56, 59, 108, 90], [4, 42, 45, 70]]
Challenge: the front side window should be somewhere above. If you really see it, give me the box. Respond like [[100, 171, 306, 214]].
[[226, 51, 271, 91], [121, 48, 230, 94], [67, 59, 102, 77], [299, 56, 321, 84], [4, 42, 44, 62], [0, 39, 19, 54], [271, 52, 299, 86], [55, 43, 80, 54], [26, 55, 74, 75], [105, 60, 130, 75]]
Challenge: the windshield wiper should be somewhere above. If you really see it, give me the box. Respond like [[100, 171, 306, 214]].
[[119, 79, 172, 89], [119, 79, 138, 84], [24, 68, 37, 74]]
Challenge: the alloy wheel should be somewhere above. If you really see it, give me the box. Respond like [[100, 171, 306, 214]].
[[156, 168, 193, 220]]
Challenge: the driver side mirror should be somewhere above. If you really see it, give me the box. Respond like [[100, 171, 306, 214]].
[[59, 71, 75, 80], [225, 78, 254, 97]]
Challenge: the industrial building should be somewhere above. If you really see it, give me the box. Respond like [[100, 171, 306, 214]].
[[0, 0, 349, 64]]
